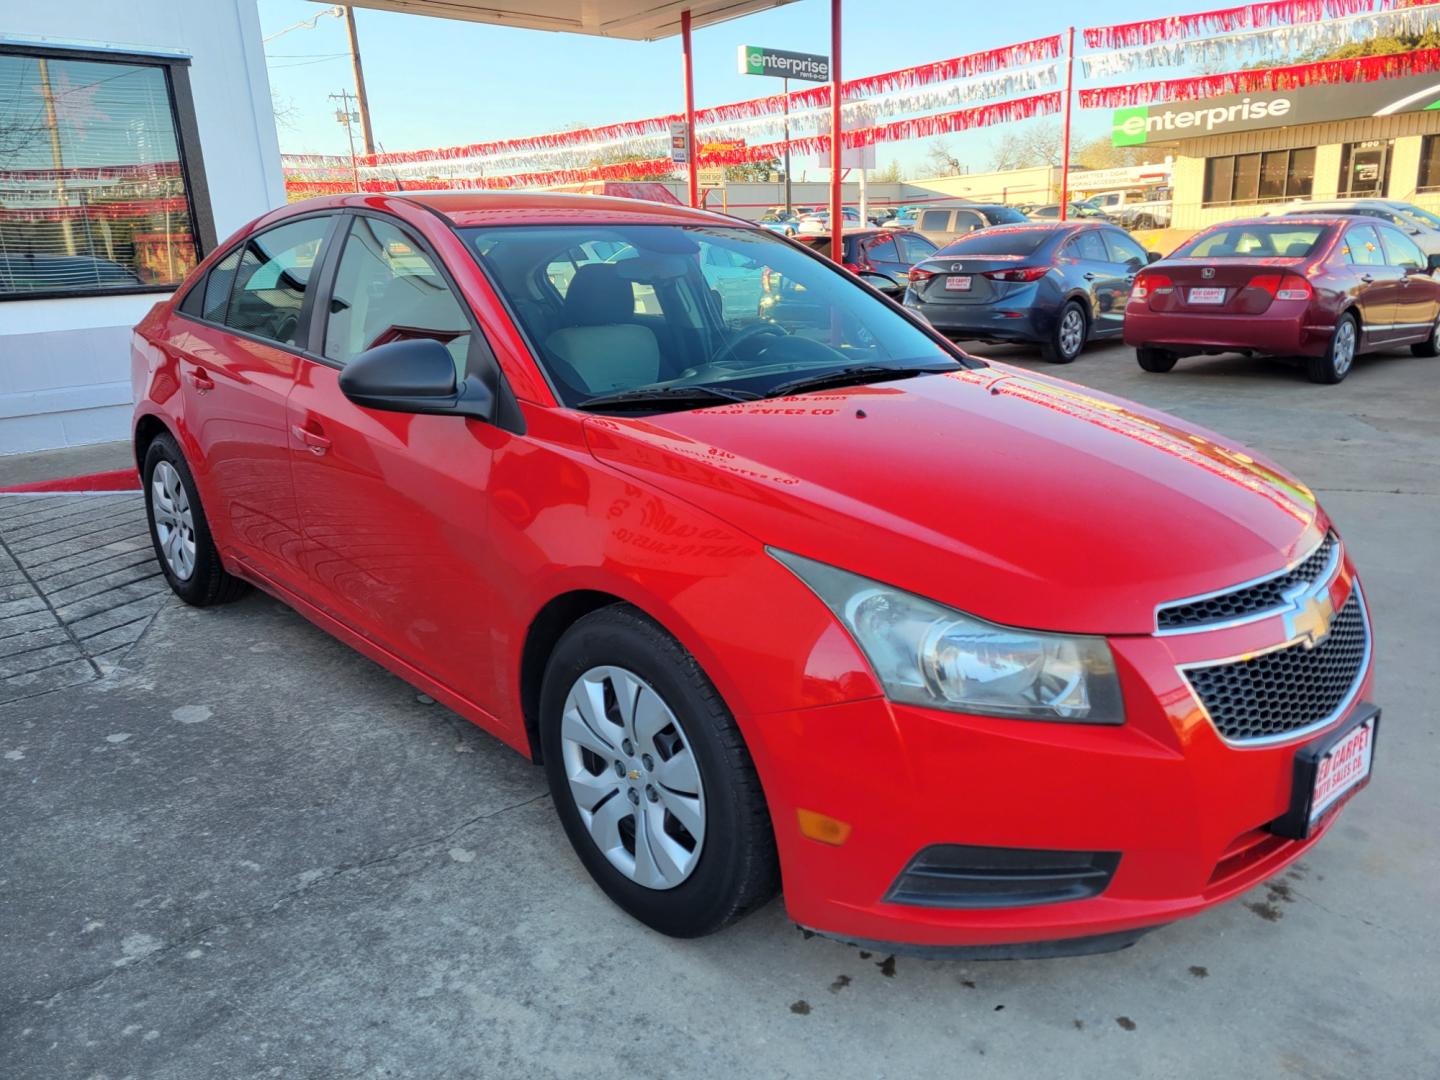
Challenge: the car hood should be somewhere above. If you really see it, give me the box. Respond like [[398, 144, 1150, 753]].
[[582, 364, 1325, 635]]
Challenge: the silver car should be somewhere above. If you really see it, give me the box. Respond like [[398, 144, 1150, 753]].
[[1280, 199, 1440, 255]]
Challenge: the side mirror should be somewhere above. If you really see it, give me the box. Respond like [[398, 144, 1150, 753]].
[[1147, 251, 1164, 264], [857, 270, 903, 298], [339, 339, 493, 420], [1427, 253, 1440, 273]]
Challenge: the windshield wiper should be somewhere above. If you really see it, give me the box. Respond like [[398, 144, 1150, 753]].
[[762, 362, 959, 400], [574, 384, 761, 411]]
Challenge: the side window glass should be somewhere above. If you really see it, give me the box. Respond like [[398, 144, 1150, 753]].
[[1343, 225, 1386, 267], [1103, 231, 1148, 269], [324, 216, 473, 377], [919, 210, 950, 231], [899, 233, 936, 262], [222, 217, 331, 347], [952, 211, 982, 233], [1072, 230, 1109, 262], [201, 249, 241, 323], [866, 235, 898, 262], [1378, 227, 1425, 270]]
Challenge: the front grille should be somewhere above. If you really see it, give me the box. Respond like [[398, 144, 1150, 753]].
[[1157, 534, 1338, 632], [1184, 591, 1369, 743]]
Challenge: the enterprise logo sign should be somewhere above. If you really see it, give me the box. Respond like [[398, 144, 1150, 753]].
[[1113, 97, 1293, 145], [737, 45, 831, 83]]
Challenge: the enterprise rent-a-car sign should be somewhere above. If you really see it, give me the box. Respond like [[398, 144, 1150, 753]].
[[1113, 73, 1440, 146], [737, 45, 830, 83]]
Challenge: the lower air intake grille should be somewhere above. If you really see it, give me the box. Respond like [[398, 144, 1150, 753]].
[[1184, 591, 1369, 743], [885, 844, 1121, 909]]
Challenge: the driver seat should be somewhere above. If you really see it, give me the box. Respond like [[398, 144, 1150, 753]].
[[545, 264, 661, 394]]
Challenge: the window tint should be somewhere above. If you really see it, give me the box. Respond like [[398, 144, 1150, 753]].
[[919, 210, 951, 231], [940, 228, 1049, 257], [1378, 226, 1425, 270], [0, 52, 201, 297], [1068, 230, 1109, 262], [952, 210, 982, 233], [897, 232, 937, 262], [1179, 224, 1325, 258], [985, 206, 1029, 225], [325, 216, 472, 376], [865, 234, 898, 262], [1343, 225, 1386, 267], [201, 249, 241, 323], [1103, 230, 1148, 268], [219, 217, 331, 347]]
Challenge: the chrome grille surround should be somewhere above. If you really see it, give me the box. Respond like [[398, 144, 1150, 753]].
[[1179, 585, 1371, 747], [1155, 533, 1340, 636]]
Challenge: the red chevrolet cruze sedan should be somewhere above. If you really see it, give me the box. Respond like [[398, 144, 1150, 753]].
[[132, 193, 1377, 957], [1125, 216, 1440, 383]]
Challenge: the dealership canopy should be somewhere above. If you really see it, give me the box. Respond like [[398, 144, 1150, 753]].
[[338, 0, 798, 41]]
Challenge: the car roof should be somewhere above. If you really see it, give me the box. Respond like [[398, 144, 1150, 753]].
[[266, 191, 745, 230], [1210, 216, 1346, 226]]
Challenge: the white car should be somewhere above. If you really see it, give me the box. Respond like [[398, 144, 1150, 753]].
[[797, 207, 862, 234], [1278, 199, 1440, 256]]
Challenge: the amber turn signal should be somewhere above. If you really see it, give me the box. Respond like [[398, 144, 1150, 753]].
[[796, 808, 852, 846]]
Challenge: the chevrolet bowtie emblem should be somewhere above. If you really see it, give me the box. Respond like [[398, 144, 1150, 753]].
[[1281, 577, 1336, 648], [627, 769, 642, 781]]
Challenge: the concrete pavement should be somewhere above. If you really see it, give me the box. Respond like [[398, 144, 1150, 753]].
[[1, 341, 1436, 1079]]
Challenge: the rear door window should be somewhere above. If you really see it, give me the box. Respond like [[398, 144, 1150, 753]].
[[1068, 230, 1110, 262], [919, 210, 951, 232], [1378, 226, 1425, 270], [864, 234, 898, 262], [1343, 225, 1386, 267], [1103, 230, 1148, 269], [896, 233, 938, 262], [219, 216, 333, 348], [952, 210, 983, 234]]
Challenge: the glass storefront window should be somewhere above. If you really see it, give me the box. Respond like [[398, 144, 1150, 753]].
[[1202, 148, 1316, 207], [0, 51, 204, 298], [1418, 135, 1440, 193]]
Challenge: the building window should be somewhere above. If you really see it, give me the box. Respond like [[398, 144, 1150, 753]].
[[1418, 135, 1440, 193], [1338, 140, 1392, 198], [0, 47, 212, 300], [1203, 148, 1315, 207]]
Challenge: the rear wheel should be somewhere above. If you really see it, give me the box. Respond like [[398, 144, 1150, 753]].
[[1042, 301, 1088, 364], [540, 605, 779, 938], [143, 433, 249, 606], [1411, 317, 1440, 357], [1307, 312, 1358, 384], [1136, 347, 1178, 373]]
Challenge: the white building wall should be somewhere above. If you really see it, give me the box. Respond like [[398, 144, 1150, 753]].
[[0, 0, 284, 455]]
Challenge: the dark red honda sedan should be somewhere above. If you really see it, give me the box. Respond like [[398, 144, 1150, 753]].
[[131, 193, 1378, 957], [1125, 216, 1440, 383]]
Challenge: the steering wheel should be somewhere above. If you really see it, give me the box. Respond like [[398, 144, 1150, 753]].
[[708, 322, 788, 368]]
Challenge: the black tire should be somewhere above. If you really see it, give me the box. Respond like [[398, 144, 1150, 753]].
[[540, 605, 779, 938], [1306, 311, 1359, 384], [1411, 317, 1440, 357], [142, 432, 249, 606], [1136, 347, 1178, 373], [1041, 301, 1088, 364]]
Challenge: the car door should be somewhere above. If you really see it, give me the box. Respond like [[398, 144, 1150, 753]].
[[1376, 224, 1440, 339], [860, 232, 906, 280], [1341, 224, 1402, 345], [285, 211, 513, 715], [1100, 229, 1148, 333], [170, 213, 338, 584], [1064, 229, 1128, 334]]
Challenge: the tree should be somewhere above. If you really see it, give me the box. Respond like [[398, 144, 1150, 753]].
[[589, 151, 659, 180], [723, 157, 781, 182], [1071, 134, 1149, 171], [919, 138, 963, 178], [986, 121, 1063, 171], [873, 159, 903, 183]]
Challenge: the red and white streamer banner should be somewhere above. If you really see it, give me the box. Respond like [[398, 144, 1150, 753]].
[[1083, 2, 1440, 76], [347, 36, 1060, 172], [1082, 0, 1418, 48], [1078, 47, 1440, 107], [283, 94, 1062, 195]]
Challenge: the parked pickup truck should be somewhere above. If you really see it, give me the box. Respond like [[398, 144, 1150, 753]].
[[1083, 188, 1172, 230]]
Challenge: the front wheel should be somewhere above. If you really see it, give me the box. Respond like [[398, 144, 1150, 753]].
[[1411, 316, 1440, 357], [540, 606, 779, 937], [1042, 301, 1088, 364], [1136, 347, 1178, 373], [1307, 312, 1358, 384]]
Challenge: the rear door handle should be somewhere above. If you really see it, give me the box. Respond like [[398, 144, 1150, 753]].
[[1360, 274, 1374, 283], [1083, 272, 1097, 281], [189, 369, 215, 392], [291, 424, 331, 455]]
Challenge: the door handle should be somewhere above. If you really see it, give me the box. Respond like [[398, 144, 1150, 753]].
[[1083, 272, 1097, 281], [291, 424, 331, 455], [1359, 274, 1374, 283], [1125, 275, 1135, 285], [189, 369, 215, 393]]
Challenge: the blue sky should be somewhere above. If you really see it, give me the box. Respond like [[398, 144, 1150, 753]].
[[258, 0, 1211, 173]]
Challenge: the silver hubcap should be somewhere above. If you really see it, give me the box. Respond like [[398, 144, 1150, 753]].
[[150, 460, 197, 581], [1059, 309, 1085, 356], [559, 666, 705, 890], [1333, 320, 1356, 376]]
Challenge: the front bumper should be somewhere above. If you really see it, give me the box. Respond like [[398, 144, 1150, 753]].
[[748, 590, 1374, 954]]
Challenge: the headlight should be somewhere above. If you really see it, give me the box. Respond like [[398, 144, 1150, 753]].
[[770, 549, 1124, 723]]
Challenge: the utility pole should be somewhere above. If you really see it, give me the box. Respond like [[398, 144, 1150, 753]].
[[343, 6, 376, 156], [330, 90, 361, 192], [36, 58, 77, 256], [782, 76, 792, 218]]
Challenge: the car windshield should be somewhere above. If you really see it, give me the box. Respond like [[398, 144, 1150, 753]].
[[985, 207, 1030, 225], [463, 224, 962, 408], [937, 228, 1051, 257], [1176, 224, 1326, 258], [1393, 203, 1440, 230]]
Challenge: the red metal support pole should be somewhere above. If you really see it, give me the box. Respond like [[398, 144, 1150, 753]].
[[682, 10, 699, 208], [829, 0, 842, 260], [1058, 25, 1075, 222]]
